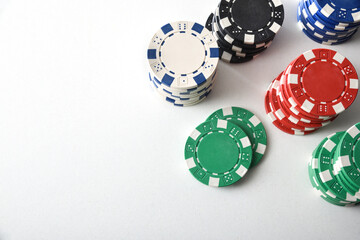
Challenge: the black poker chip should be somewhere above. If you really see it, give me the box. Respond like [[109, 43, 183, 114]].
[[205, 0, 285, 64]]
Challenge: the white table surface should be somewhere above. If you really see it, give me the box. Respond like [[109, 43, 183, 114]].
[[0, 0, 359, 239]]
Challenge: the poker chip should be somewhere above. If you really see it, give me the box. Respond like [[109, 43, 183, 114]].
[[147, 21, 219, 106], [206, 107, 267, 167], [265, 77, 317, 136], [308, 123, 360, 206], [298, 0, 360, 44], [334, 123, 360, 197], [308, 136, 356, 206], [264, 48, 359, 135], [313, 0, 360, 24], [205, 0, 284, 64], [184, 107, 267, 187]]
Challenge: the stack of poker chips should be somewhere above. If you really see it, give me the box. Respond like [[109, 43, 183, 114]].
[[184, 107, 267, 187], [309, 123, 360, 206], [205, 0, 285, 63], [297, 0, 360, 45], [265, 48, 359, 135], [147, 21, 219, 107]]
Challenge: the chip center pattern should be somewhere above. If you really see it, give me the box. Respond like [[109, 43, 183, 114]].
[[232, 0, 272, 30], [197, 132, 240, 174], [302, 61, 345, 102], [161, 33, 205, 75]]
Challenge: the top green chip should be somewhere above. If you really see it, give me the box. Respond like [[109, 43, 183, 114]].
[[206, 107, 267, 167], [184, 119, 253, 187]]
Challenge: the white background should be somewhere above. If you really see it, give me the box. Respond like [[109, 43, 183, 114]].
[[0, 0, 359, 239]]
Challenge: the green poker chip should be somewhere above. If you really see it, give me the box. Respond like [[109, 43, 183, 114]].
[[206, 107, 267, 167], [334, 123, 360, 196], [317, 132, 360, 204], [333, 143, 360, 196], [307, 122, 360, 206], [308, 165, 352, 207], [184, 119, 253, 187], [308, 137, 353, 206]]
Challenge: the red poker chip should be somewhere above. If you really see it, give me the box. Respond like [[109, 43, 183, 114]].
[[280, 62, 334, 122], [276, 85, 336, 129], [264, 48, 357, 135], [278, 70, 337, 126], [280, 64, 336, 122], [268, 76, 310, 131], [265, 79, 316, 136], [273, 80, 327, 130], [287, 49, 358, 117]]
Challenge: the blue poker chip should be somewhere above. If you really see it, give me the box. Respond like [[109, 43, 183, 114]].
[[307, 0, 360, 30], [298, 19, 357, 45], [298, 1, 358, 41], [303, 27, 356, 45], [312, 0, 360, 24], [298, 15, 358, 44], [297, 0, 360, 44], [302, 0, 359, 35], [309, 0, 359, 27]]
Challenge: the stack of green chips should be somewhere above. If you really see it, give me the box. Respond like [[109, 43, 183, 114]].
[[308, 122, 360, 206], [184, 107, 267, 187]]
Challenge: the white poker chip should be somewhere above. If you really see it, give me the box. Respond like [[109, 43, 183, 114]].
[[147, 21, 219, 91]]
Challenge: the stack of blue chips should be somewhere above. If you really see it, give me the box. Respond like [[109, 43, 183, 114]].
[[297, 0, 360, 45]]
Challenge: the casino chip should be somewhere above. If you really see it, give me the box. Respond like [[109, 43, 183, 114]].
[[184, 107, 267, 187], [206, 107, 267, 167], [297, 0, 360, 45], [147, 21, 219, 106], [308, 123, 360, 206], [264, 48, 359, 135], [334, 123, 360, 197], [205, 0, 284, 64]]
